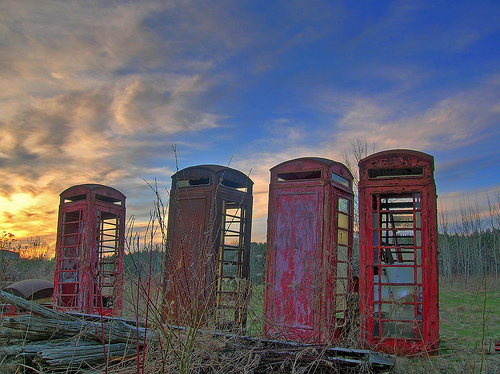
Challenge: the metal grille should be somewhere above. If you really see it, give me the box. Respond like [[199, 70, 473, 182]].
[[372, 192, 423, 339]]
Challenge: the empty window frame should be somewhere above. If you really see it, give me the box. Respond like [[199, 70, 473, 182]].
[[215, 200, 249, 328], [95, 194, 122, 205], [220, 179, 248, 192], [63, 194, 87, 204], [277, 170, 322, 181], [368, 167, 423, 179], [94, 211, 121, 309], [372, 192, 423, 339], [177, 177, 211, 188], [57, 210, 83, 307], [334, 196, 351, 325]]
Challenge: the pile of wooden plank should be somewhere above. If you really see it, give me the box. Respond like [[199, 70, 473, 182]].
[[1, 290, 395, 373], [0, 290, 146, 371]]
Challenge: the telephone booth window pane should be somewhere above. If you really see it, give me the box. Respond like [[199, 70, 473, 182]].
[[335, 294, 347, 322], [336, 277, 347, 293], [401, 251, 414, 264], [415, 212, 421, 228], [338, 246, 348, 263], [381, 322, 415, 339], [338, 213, 349, 229], [332, 173, 350, 188], [381, 284, 414, 298], [337, 262, 348, 278], [338, 197, 349, 213], [336, 295, 346, 310], [338, 230, 348, 245], [416, 249, 422, 265]]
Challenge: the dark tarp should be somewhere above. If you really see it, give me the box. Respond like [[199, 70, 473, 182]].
[[3, 279, 53, 300]]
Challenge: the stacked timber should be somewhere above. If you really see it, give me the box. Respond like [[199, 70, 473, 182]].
[[1, 290, 395, 373], [0, 290, 143, 372]]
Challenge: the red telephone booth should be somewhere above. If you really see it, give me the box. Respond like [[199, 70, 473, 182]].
[[264, 157, 354, 343], [53, 184, 126, 316], [163, 165, 253, 330], [358, 150, 439, 355]]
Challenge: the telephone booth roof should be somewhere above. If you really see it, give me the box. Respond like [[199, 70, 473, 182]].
[[270, 157, 353, 188], [172, 164, 253, 190], [358, 149, 434, 179], [60, 184, 126, 203]]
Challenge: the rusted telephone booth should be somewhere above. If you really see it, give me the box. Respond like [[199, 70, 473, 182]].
[[163, 165, 253, 330], [358, 150, 438, 355], [53, 184, 126, 316], [264, 157, 354, 343]]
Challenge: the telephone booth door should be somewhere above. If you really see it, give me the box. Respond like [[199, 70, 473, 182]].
[[264, 157, 354, 343], [358, 150, 439, 355], [163, 165, 253, 330], [53, 184, 126, 316]]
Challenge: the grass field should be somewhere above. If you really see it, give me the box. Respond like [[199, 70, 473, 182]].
[[431, 277, 500, 373], [245, 278, 500, 373], [391, 276, 500, 373], [2, 256, 499, 373]]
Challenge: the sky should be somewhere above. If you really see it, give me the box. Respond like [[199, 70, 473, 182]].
[[0, 0, 499, 256]]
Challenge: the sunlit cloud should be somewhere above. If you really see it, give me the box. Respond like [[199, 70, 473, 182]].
[[312, 73, 500, 153], [232, 71, 499, 240], [0, 0, 248, 249]]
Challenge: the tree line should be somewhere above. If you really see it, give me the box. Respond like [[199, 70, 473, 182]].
[[438, 194, 500, 284]]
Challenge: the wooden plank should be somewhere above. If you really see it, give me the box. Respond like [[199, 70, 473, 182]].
[[0, 290, 78, 322], [3, 314, 156, 346]]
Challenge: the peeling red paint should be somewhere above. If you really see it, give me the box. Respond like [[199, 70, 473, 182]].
[[264, 158, 354, 344]]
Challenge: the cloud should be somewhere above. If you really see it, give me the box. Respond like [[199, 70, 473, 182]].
[[437, 150, 500, 184], [112, 75, 221, 135], [0, 0, 498, 246], [230, 71, 500, 242], [0, 0, 250, 246], [312, 73, 500, 153]]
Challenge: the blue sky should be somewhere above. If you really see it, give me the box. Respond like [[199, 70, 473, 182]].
[[0, 0, 499, 252]]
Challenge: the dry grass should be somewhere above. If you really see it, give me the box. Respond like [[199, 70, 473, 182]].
[[103, 274, 500, 374], [3, 268, 499, 373]]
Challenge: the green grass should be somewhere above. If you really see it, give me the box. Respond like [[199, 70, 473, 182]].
[[440, 277, 500, 350], [428, 276, 500, 374], [245, 277, 500, 373], [246, 283, 264, 336], [4, 258, 500, 373]]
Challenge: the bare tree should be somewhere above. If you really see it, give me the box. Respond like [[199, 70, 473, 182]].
[[438, 207, 454, 284], [441, 192, 500, 283], [341, 138, 376, 233], [341, 138, 376, 191], [487, 189, 500, 279]]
